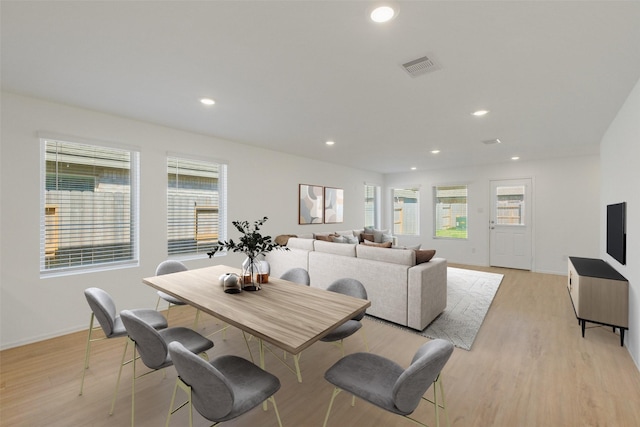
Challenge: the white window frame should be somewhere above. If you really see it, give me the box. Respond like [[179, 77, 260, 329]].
[[167, 154, 227, 258], [40, 136, 140, 276]]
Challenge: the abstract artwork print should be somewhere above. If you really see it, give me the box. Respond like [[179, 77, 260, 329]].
[[299, 184, 323, 224], [324, 187, 343, 223]]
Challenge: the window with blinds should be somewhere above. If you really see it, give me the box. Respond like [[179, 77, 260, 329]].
[[167, 156, 226, 256], [40, 138, 139, 275], [434, 185, 468, 239], [393, 188, 419, 235], [364, 184, 379, 228]]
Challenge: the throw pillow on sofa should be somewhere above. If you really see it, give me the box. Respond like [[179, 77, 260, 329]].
[[315, 233, 338, 241], [362, 240, 393, 248], [364, 226, 390, 243], [415, 249, 436, 264], [360, 232, 375, 243], [344, 235, 359, 244], [275, 234, 297, 246]]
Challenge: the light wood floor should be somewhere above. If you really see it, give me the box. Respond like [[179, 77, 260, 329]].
[[1, 265, 639, 426]]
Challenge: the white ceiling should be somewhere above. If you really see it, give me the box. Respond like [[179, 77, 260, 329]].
[[2, 1, 640, 174]]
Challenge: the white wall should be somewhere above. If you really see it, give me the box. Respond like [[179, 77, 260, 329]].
[[2, 89, 632, 371], [383, 155, 600, 274], [0, 92, 382, 349], [600, 77, 640, 370]]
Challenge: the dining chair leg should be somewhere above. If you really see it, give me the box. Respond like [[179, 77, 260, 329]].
[[79, 313, 95, 396], [360, 326, 369, 352], [109, 338, 131, 415], [411, 375, 449, 427], [437, 376, 450, 427], [323, 387, 342, 427], [269, 396, 284, 427], [166, 380, 178, 427], [166, 377, 193, 427], [131, 344, 137, 427], [434, 374, 440, 427], [166, 303, 173, 323]]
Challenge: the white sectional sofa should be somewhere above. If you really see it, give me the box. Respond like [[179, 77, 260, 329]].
[[266, 237, 447, 330]]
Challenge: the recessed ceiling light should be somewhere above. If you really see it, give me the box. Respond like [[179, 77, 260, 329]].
[[410, 166, 417, 170], [511, 156, 520, 160], [370, 6, 396, 23], [472, 110, 489, 116], [325, 140, 335, 146], [200, 98, 215, 106], [431, 150, 440, 154]]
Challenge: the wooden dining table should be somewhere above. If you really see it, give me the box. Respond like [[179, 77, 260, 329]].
[[143, 264, 371, 381]]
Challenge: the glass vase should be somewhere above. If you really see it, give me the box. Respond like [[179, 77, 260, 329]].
[[241, 257, 262, 291]]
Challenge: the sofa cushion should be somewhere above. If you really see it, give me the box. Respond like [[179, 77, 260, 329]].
[[356, 244, 415, 266], [415, 249, 436, 264], [393, 244, 421, 250], [314, 240, 357, 257]]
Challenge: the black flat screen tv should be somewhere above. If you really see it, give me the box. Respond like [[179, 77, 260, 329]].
[[606, 202, 626, 265]]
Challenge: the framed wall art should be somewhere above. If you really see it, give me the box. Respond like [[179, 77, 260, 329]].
[[324, 187, 344, 224], [299, 184, 324, 224]]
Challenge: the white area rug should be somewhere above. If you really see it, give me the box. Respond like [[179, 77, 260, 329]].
[[369, 267, 504, 350]]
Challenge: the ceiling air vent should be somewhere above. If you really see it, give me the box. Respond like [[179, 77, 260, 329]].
[[482, 138, 502, 145], [401, 55, 441, 78]]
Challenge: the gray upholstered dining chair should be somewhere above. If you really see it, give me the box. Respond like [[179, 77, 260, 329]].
[[114, 309, 214, 426], [154, 260, 201, 326], [323, 339, 454, 427], [279, 267, 311, 286], [79, 287, 168, 396], [166, 341, 283, 427], [320, 278, 369, 354]]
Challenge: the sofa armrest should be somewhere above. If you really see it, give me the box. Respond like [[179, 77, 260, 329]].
[[407, 258, 447, 330], [265, 248, 310, 279]]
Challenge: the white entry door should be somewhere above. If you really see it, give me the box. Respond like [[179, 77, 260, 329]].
[[489, 178, 533, 270]]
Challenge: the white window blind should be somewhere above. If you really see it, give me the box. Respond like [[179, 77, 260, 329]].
[[40, 138, 139, 275], [364, 184, 379, 228], [434, 185, 468, 239], [167, 156, 226, 256], [393, 188, 419, 235]]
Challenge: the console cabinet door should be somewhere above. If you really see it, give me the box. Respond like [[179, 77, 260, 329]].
[[568, 260, 580, 316]]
